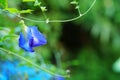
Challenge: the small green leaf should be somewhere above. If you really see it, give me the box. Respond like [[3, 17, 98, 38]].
[[22, 0, 35, 2], [46, 18, 49, 23], [5, 8, 33, 14], [0, 0, 8, 8], [19, 9, 33, 14], [40, 6, 47, 12], [5, 8, 19, 13], [70, 1, 78, 5], [34, 0, 41, 6], [75, 5, 79, 9], [0, 27, 4, 30]]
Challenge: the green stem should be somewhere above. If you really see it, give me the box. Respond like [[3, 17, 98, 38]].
[[41, 10, 48, 20], [54, 51, 62, 68], [0, 47, 69, 78], [14, 0, 96, 23]]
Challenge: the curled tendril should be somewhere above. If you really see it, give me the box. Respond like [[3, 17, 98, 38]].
[[14, 0, 96, 23]]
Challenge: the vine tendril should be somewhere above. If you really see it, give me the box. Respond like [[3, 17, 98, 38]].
[[14, 0, 96, 23]]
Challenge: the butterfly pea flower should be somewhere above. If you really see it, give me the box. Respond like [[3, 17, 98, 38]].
[[19, 26, 47, 52]]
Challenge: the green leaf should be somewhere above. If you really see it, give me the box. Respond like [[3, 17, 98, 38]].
[[75, 5, 79, 9], [34, 0, 41, 6], [0, 0, 8, 8], [70, 1, 78, 5], [5, 8, 33, 14], [19, 9, 33, 14], [0, 27, 4, 30], [5, 8, 19, 13], [40, 6, 47, 12], [22, 0, 35, 2]]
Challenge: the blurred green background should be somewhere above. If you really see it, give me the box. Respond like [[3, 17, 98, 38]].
[[1, 0, 120, 80]]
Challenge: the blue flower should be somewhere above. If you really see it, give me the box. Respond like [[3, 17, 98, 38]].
[[19, 26, 47, 52], [0, 74, 7, 80], [17, 66, 36, 76], [52, 76, 65, 80], [29, 70, 52, 80], [0, 61, 17, 80], [0, 60, 54, 79]]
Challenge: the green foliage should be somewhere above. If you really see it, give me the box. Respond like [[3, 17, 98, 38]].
[[0, 0, 120, 80], [5, 8, 33, 14], [0, 0, 8, 8], [40, 6, 47, 12], [22, 0, 35, 2], [34, 0, 41, 6]]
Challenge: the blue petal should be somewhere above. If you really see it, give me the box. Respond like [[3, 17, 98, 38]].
[[0, 74, 7, 80], [54, 76, 65, 80], [29, 26, 47, 47], [26, 27, 34, 47], [19, 32, 34, 52], [17, 66, 36, 76]]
